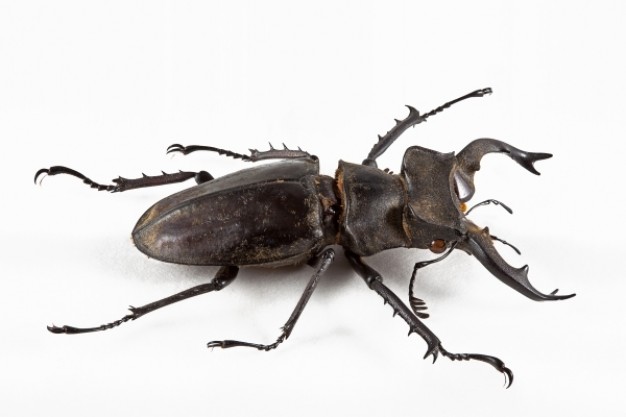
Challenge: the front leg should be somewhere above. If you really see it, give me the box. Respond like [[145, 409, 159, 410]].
[[345, 250, 514, 388]]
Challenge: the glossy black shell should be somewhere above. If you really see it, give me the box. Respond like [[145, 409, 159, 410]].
[[132, 158, 335, 267]]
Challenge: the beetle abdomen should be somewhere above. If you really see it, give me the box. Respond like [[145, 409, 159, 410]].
[[133, 176, 329, 266]]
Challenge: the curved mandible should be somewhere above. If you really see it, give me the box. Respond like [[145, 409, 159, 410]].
[[455, 138, 553, 201], [463, 225, 575, 301]]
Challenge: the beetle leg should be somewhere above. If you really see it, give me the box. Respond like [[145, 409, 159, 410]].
[[34, 165, 212, 192], [345, 250, 514, 388], [167, 143, 314, 162], [47, 266, 239, 334], [363, 88, 492, 167], [206, 248, 335, 351]]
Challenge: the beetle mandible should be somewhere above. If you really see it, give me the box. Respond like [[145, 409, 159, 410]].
[[35, 88, 575, 388]]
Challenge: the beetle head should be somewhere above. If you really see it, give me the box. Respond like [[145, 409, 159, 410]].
[[401, 146, 466, 251], [401, 144, 574, 301]]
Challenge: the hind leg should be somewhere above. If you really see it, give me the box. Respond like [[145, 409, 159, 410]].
[[48, 266, 239, 334], [34, 166, 213, 192]]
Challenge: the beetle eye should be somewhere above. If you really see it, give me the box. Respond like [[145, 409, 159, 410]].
[[429, 239, 447, 254]]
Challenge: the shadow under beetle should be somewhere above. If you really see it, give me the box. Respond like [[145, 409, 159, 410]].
[[35, 88, 575, 388]]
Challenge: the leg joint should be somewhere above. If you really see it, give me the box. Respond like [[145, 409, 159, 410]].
[[366, 274, 383, 288]]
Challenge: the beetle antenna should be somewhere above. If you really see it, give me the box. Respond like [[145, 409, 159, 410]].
[[409, 242, 458, 318], [363, 88, 492, 166], [490, 235, 521, 255], [420, 88, 492, 122], [465, 199, 513, 215]]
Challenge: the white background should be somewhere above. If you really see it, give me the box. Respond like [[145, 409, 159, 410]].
[[2, 1, 625, 415]]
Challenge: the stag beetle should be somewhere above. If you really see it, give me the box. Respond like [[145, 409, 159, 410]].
[[35, 88, 575, 388]]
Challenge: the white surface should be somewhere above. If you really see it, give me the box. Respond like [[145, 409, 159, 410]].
[[2, 1, 625, 415]]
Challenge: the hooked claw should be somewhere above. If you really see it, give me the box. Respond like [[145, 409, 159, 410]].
[[34, 168, 50, 184], [422, 341, 513, 388], [33, 166, 118, 192], [47, 324, 68, 334], [166, 143, 188, 155], [460, 353, 514, 389], [47, 324, 95, 335], [207, 340, 226, 349], [463, 353, 513, 389], [468, 353, 513, 389], [438, 345, 514, 388], [34, 166, 89, 185]]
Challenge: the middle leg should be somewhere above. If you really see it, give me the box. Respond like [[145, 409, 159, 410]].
[[207, 248, 335, 351]]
